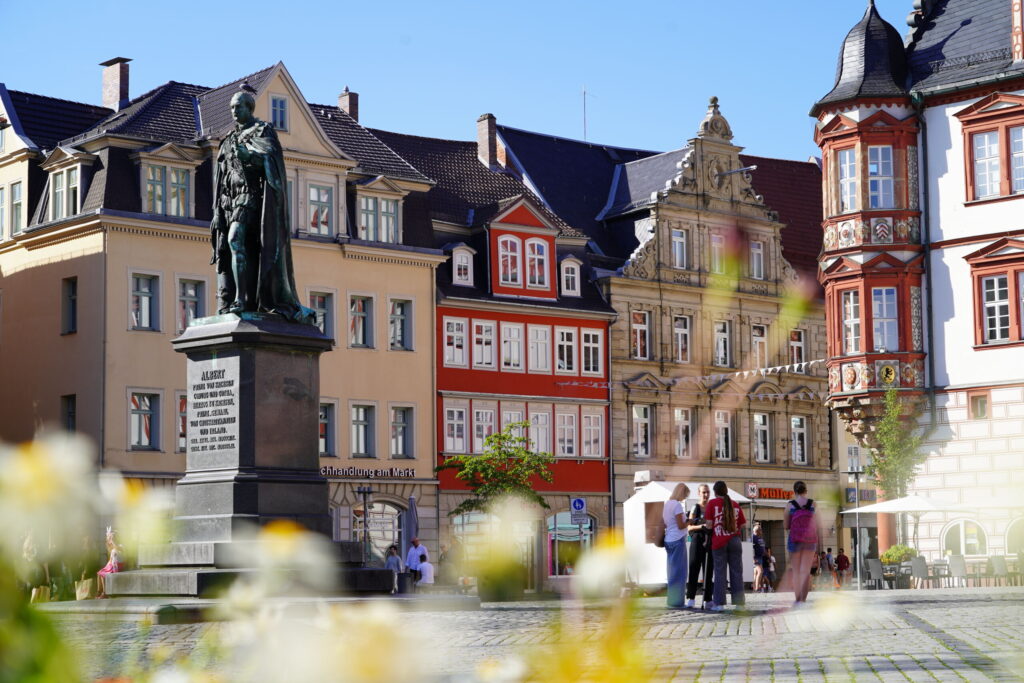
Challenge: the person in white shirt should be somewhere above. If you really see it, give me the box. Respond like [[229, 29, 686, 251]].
[[417, 553, 434, 589], [406, 537, 428, 582], [663, 482, 690, 608]]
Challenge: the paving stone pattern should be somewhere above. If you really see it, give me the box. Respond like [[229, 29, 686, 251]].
[[55, 587, 1024, 681]]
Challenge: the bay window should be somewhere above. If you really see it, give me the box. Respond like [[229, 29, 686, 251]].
[[871, 287, 898, 352], [838, 148, 857, 212], [868, 145, 894, 209], [842, 290, 861, 354]]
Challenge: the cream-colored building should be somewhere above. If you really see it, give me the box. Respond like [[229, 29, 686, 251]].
[[0, 61, 444, 559]]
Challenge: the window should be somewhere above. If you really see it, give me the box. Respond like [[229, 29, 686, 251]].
[[131, 274, 158, 331], [982, 275, 1010, 343], [582, 413, 602, 458], [130, 392, 159, 450], [1014, 127, 1024, 194], [310, 292, 333, 338], [178, 280, 204, 333], [547, 512, 595, 577], [556, 412, 576, 457], [11, 182, 22, 233], [943, 519, 988, 556], [351, 404, 374, 457], [868, 145, 894, 209], [0, 186, 6, 239], [789, 329, 806, 367], [271, 95, 288, 131], [528, 325, 551, 373], [52, 171, 65, 220], [581, 329, 602, 375], [529, 411, 550, 454], [62, 277, 78, 334], [838, 148, 857, 212], [498, 235, 521, 285], [556, 327, 576, 373], [502, 410, 524, 438], [561, 262, 580, 296], [957, 95, 1024, 200], [752, 324, 767, 369], [473, 409, 494, 452], [390, 407, 412, 458], [444, 318, 467, 366], [631, 311, 650, 360], [445, 407, 467, 453], [62, 394, 77, 433], [842, 290, 861, 354], [673, 316, 690, 363], [714, 410, 732, 461], [872, 287, 898, 352], [710, 234, 725, 274], [472, 321, 496, 368], [389, 299, 412, 350], [714, 320, 731, 367], [791, 416, 808, 464], [753, 413, 771, 463], [308, 185, 332, 235], [671, 229, 687, 268], [673, 408, 691, 459], [749, 240, 764, 280], [973, 131, 1000, 199], [526, 239, 548, 288], [176, 394, 186, 451], [969, 391, 989, 420], [501, 323, 524, 371], [349, 296, 372, 347], [632, 405, 651, 458], [319, 403, 335, 456], [169, 169, 189, 218], [66, 168, 79, 217], [358, 196, 400, 243], [146, 165, 166, 214], [453, 250, 473, 286]]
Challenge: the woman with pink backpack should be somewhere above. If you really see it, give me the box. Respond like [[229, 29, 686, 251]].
[[784, 481, 817, 606]]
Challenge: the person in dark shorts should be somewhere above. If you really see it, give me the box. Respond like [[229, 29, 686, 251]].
[[684, 483, 713, 608]]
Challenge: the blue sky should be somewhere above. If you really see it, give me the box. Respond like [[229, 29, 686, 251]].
[[2, 1, 912, 161]]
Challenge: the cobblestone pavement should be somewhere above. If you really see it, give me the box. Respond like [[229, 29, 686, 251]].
[[54, 587, 1024, 681]]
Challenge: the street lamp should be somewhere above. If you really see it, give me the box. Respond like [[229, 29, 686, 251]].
[[842, 446, 865, 590]]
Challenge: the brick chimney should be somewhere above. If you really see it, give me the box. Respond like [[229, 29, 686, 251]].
[[100, 57, 131, 111], [338, 87, 358, 122], [477, 113, 496, 168]]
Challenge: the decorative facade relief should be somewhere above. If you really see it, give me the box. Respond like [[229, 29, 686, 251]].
[[871, 217, 893, 244], [858, 363, 874, 389], [895, 216, 920, 243], [829, 365, 842, 393], [875, 360, 900, 388], [823, 223, 838, 251], [910, 286, 923, 350], [841, 362, 860, 392], [901, 360, 924, 387], [908, 146, 919, 210]]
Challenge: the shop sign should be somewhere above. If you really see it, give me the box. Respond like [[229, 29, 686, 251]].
[[845, 488, 877, 504], [320, 466, 417, 479], [750, 486, 792, 500]]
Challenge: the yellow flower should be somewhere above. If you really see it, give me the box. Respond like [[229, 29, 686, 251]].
[[573, 531, 628, 600]]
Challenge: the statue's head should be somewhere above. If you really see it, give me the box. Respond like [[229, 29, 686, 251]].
[[230, 91, 256, 124]]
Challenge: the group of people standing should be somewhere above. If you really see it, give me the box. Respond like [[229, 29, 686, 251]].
[[663, 480, 822, 611], [384, 537, 434, 590]]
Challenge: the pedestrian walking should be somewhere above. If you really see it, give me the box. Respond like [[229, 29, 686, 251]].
[[663, 482, 690, 608], [685, 483, 714, 608], [751, 523, 766, 593], [406, 537, 428, 584], [706, 480, 746, 612], [835, 548, 850, 587], [784, 481, 817, 606]]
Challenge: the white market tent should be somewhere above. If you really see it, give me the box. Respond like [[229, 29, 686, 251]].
[[624, 482, 754, 587]]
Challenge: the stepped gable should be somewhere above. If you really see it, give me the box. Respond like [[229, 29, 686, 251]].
[[5, 90, 111, 150], [311, 105, 429, 183], [906, 0, 1024, 91], [812, 0, 908, 116]]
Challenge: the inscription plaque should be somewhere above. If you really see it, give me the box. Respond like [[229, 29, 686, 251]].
[[187, 355, 240, 461]]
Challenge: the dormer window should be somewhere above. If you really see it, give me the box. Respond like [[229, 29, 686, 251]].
[[526, 238, 548, 288], [498, 235, 521, 286], [358, 195, 400, 243], [270, 96, 288, 131], [146, 165, 190, 218], [452, 248, 474, 287], [561, 260, 581, 296]]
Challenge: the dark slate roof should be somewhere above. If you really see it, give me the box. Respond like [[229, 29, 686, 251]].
[[906, 0, 1024, 92], [4, 90, 111, 150], [66, 81, 207, 146], [312, 106, 430, 183], [599, 147, 693, 219], [812, 0, 908, 115], [496, 124, 656, 253], [368, 128, 586, 238], [195, 65, 276, 136]]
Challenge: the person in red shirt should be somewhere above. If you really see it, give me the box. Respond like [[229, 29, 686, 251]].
[[835, 548, 851, 587], [703, 480, 747, 612]]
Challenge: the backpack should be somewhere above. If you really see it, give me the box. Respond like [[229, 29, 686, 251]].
[[788, 499, 817, 544]]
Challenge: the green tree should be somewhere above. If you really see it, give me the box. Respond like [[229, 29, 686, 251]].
[[866, 388, 925, 501], [436, 421, 555, 517]]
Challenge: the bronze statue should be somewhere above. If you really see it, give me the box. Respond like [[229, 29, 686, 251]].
[[210, 89, 314, 324]]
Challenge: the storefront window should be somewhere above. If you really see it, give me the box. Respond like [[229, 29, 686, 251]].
[[352, 501, 404, 564], [943, 519, 987, 556], [547, 512, 594, 576]]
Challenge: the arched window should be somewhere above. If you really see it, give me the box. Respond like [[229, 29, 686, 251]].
[[547, 511, 594, 576], [352, 500, 405, 564], [526, 239, 548, 288], [1006, 518, 1024, 557], [943, 519, 988, 556], [498, 235, 521, 286]]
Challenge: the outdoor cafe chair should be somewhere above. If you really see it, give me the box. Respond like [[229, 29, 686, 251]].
[[910, 556, 940, 589], [983, 556, 1009, 587], [866, 558, 890, 590], [946, 554, 972, 588]]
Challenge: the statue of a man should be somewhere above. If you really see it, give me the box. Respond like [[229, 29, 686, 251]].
[[211, 89, 314, 324]]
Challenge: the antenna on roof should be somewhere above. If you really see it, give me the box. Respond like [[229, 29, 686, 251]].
[[582, 85, 596, 141]]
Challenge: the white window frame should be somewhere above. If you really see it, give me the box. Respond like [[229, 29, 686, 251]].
[[10, 181, 22, 234], [51, 170, 65, 221], [129, 270, 161, 331], [752, 324, 768, 369], [1012, 126, 1024, 193], [713, 320, 731, 367], [444, 405, 467, 453], [349, 294, 374, 348], [319, 400, 337, 457], [146, 164, 166, 215], [714, 410, 732, 461], [388, 298, 413, 351], [838, 147, 858, 212], [175, 391, 187, 453], [561, 261, 581, 296], [871, 286, 898, 352], [632, 405, 651, 458], [501, 322, 524, 372], [127, 388, 163, 451], [555, 326, 577, 375], [0, 186, 6, 239], [868, 145, 894, 209], [308, 183, 334, 236], [453, 248, 474, 287], [982, 275, 1010, 343], [473, 408, 495, 453], [710, 234, 725, 274], [176, 277, 206, 334], [351, 403, 376, 458], [66, 167, 79, 217], [529, 409, 550, 454], [973, 131, 1000, 199], [270, 94, 289, 131], [791, 416, 809, 465], [443, 317, 468, 367], [749, 240, 764, 280], [673, 407, 691, 460], [498, 235, 522, 286], [673, 315, 690, 363], [753, 412, 771, 463], [502, 408, 525, 438], [358, 194, 401, 243], [582, 412, 603, 458], [671, 228, 687, 269], [631, 310, 650, 360], [581, 329, 602, 376], [526, 238, 549, 289], [528, 325, 551, 373], [789, 329, 806, 367], [168, 167, 189, 218], [389, 405, 413, 459], [472, 320, 497, 369], [556, 411, 577, 457], [309, 290, 335, 339], [842, 290, 861, 355]]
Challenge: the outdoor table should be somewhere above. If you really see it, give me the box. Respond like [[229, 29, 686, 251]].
[[930, 561, 950, 587], [884, 564, 912, 589]]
